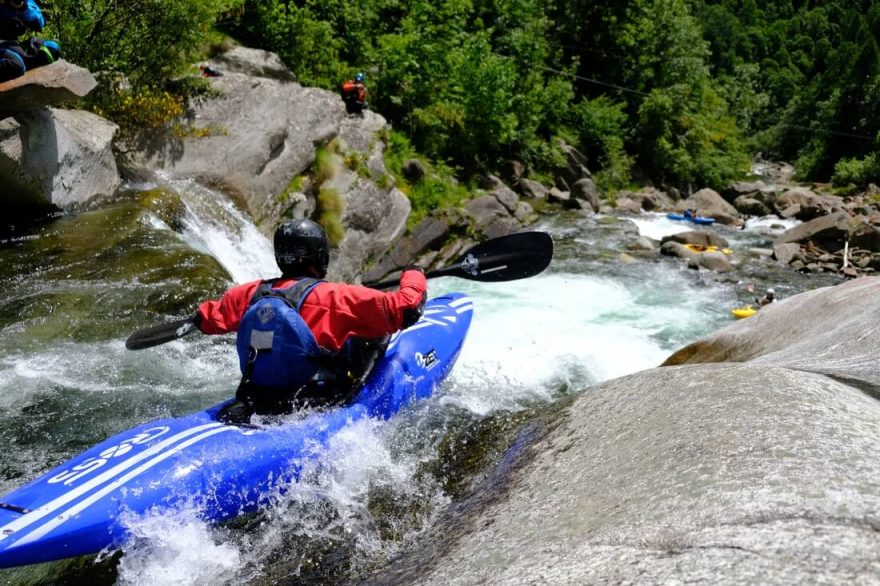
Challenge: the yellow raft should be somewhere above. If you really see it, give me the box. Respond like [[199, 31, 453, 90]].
[[684, 243, 733, 254], [731, 305, 757, 319]]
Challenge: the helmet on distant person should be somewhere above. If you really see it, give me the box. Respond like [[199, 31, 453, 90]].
[[766, 288, 775, 295], [354, 72, 365, 83], [274, 219, 330, 278]]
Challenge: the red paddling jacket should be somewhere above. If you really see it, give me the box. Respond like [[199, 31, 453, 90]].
[[197, 269, 427, 353]]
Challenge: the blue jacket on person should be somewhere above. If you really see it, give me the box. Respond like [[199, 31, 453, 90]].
[[0, 0, 45, 40]]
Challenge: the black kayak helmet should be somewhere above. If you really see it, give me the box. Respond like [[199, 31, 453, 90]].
[[274, 219, 330, 278]]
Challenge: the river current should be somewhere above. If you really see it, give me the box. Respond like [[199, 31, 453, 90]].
[[0, 184, 839, 585]]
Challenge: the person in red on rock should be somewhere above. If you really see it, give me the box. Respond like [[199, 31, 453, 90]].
[[196, 218, 426, 418], [340, 71, 367, 114]]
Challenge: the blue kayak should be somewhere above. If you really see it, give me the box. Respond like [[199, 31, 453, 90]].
[[666, 212, 716, 225], [0, 293, 473, 569]]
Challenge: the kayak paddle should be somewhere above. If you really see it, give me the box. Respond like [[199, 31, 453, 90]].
[[125, 315, 200, 350], [125, 230, 554, 350], [365, 230, 554, 290]]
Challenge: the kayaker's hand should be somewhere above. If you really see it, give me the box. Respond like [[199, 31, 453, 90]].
[[402, 264, 424, 275], [402, 291, 427, 328]]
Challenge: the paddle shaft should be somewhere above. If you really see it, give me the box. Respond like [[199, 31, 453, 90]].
[[126, 231, 553, 350]]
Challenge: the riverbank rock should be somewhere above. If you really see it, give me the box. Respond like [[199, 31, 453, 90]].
[[0, 60, 96, 120], [117, 46, 408, 281], [367, 278, 880, 585], [677, 187, 741, 225], [0, 108, 120, 209]]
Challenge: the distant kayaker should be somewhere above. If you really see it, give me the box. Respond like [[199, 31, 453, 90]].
[[756, 288, 776, 306], [0, 0, 60, 83], [194, 218, 426, 417]]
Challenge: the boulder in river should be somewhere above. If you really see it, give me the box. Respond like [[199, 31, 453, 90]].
[[366, 277, 880, 584]]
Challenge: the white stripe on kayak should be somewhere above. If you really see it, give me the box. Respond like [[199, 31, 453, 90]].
[[449, 297, 472, 307], [11, 425, 236, 547], [0, 422, 224, 540], [455, 304, 474, 314]]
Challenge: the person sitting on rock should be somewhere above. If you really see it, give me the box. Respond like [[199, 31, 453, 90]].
[[756, 288, 776, 307], [0, 0, 60, 83], [341, 72, 367, 115]]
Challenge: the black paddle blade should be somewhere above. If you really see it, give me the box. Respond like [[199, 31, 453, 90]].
[[365, 231, 554, 289], [125, 317, 199, 350], [442, 230, 553, 282]]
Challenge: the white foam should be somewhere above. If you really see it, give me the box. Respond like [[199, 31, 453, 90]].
[[169, 178, 277, 284], [115, 507, 242, 586], [628, 212, 692, 240]]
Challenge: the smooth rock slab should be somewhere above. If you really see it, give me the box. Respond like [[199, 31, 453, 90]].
[[369, 363, 880, 584]]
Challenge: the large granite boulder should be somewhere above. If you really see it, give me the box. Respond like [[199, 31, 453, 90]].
[[0, 108, 120, 209], [118, 47, 409, 280], [0, 60, 96, 120], [678, 187, 740, 225], [367, 277, 880, 584]]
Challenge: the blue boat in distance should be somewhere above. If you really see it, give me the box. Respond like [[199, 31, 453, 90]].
[[0, 293, 473, 569], [667, 211, 716, 225]]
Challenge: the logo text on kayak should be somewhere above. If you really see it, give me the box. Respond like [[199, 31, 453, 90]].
[[47, 426, 171, 486], [416, 349, 439, 370]]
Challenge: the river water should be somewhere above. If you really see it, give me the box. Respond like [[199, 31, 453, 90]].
[[0, 185, 839, 585]]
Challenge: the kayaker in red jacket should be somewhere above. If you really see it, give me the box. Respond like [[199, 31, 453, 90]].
[[196, 218, 427, 416]]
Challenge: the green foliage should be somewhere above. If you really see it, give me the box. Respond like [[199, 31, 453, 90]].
[[637, 82, 749, 188], [382, 131, 468, 225], [316, 188, 345, 246], [47, 0, 242, 86], [41, 0, 880, 192], [90, 86, 185, 136], [832, 152, 880, 188], [570, 97, 633, 191]]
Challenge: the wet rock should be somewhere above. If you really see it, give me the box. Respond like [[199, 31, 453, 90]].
[[734, 195, 771, 217], [371, 359, 880, 585], [547, 187, 571, 206], [661, 230, 729, 248], [362, 216, 449, 282]]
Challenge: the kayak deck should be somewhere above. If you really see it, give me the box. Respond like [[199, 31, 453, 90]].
[[0, 292, 473, 569]]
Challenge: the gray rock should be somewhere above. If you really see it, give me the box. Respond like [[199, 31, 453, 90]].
[[402, 159, 427, 183], [0, 61, 96, 120], [0, 108, 120, 209], [118, 47, 408, 277], [209, 46, 296, 82], [772, 242, 801, 265], [661, 230, 729, 248], [464, 195, 521, 239], [374, 362, 880, 585], [362, 216, 449, 282], [371, 278, 880, 585], [698, 250, 732, 272], [570, 177, 600, 212], [492, 183, 519, 214], [678, 187, 740, 225], [518, 178, 547, 199], [734, 195, 771, 217], [774, 211, 850, 250]]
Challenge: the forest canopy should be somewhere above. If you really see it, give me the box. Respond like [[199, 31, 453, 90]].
[[43, 0, 880, 191]]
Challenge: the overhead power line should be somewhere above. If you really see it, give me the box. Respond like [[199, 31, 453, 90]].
[[540, 66, 876, 141]]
